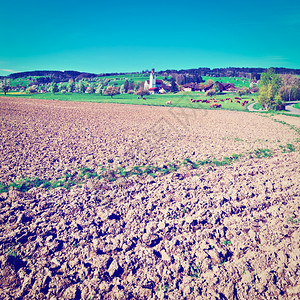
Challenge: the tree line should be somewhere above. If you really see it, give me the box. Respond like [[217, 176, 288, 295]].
[[258, 69, 300, 110]]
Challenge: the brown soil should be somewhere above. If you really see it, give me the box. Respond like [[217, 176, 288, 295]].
[[0, 97, 299, 299]]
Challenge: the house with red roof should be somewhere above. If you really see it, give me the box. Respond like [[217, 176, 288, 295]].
[[202, 81, 236, 92]]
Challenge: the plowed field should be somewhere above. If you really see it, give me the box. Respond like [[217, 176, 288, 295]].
[[0, 97, 299, 299]]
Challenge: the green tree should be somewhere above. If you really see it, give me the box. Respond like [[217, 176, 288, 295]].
[[124, 80, 129, 93], [134, 82, 141, 92], [258, 69, 282, 110], [170, 79, 178, 93], [85, 86, 95, 94], [237, 89, 246, 98], [135, 88, 150, 96], [26, 85, 38, 94], [120, 84, 125, 94], [67, 82, 75, 93], [213, 82, 220, 93], [105, 86, 120, 98], [78, 81, 85, 94], [50, 82, 59, 94], [279, 74, 300, 102], [95, 83, 103, 94], [205, 89, 216, 99], [0, 78, 10, 95]]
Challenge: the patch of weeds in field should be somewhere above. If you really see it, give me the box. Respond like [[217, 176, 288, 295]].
[[197, 158, 212, 166], [234, 137, 244, 142], [181, 206, 191, 217], [117, 167, 131, 178], [279, 144, 296, 153], [5, 245, 18, 258], [62, 180, 77, 190], [288, 216, 299, 224], [252, 148, 273, 158], [4, 244, 28, 271], [222, 240, 232, 246], [51, 179, 65, 189], [272, 118, 300, 135], [80, 167, 98, 179], [131, 165, 144, 175], [168, 162, 180, 172], [157, 282, 173, 293], [0, 149, 244, 194], [190, 263, 200, 278], [2, 177, 53, 192], [286, 143, 296, 152], [181, 158, 198, 169], [167, 211, 178, 219], [0, 182, 9, 193], [106, 170, 117, 182], [219, 258, 228, 265], [143, 165, 158, 178]]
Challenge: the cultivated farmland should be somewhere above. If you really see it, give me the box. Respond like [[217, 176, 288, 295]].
[[0, 97, 299, 299]]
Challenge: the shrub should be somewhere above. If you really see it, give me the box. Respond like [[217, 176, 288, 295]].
[[85, 86, 95, 94], [205, 89, 216, 98], [26, 85, 38, 94], [134, 88, 150, 96]]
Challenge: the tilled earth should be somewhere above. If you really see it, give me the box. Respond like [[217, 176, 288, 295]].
[[0, 96, 299, 299]]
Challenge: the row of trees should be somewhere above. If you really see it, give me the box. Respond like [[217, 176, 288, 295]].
[[258, 69, 300, 110], [16, 78, 148, 96]]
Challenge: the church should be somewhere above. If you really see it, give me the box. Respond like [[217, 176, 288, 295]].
[[144, 69, 166, 94]]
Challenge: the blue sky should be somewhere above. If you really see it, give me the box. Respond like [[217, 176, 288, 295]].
[[0, 0, 300, 75]]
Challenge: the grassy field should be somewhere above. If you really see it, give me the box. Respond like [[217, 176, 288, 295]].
[[202, 76, 252, 88], [293, 102, 300, 109], [1, 91, 257, 111], [7, 73, 252, 89], [253, 103, 263, 110]]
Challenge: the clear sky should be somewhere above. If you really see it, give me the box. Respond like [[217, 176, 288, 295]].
[[0, 0, 300, 76]]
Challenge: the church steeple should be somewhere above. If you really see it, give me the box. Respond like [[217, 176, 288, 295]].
[[149, 68, 156, 88]]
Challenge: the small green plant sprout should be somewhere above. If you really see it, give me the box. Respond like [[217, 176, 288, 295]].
[[5, 245, 17, 258], [181, 206, 190, 217], [190, 264, 200, 278], [288, 216, 299, 224], [234, 137, 244, 142], [222, 240, 232, 246], [286, 143, 296, 152], [220, 258, 228, 265], [279, 144, 296, 153], [254, 148, 272, 158], [158, 282, 171, 293]]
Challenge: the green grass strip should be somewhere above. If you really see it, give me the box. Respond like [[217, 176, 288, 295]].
[[0, 146, 294, 193]]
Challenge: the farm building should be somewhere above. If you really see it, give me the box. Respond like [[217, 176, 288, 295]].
[[202, 81, 236, 92], [182, 83, 202, 92]]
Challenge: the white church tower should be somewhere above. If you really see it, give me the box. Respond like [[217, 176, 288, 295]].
[[149, 68, 156, 88]]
